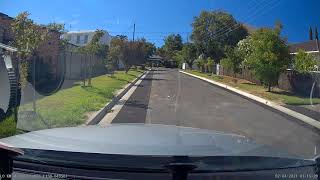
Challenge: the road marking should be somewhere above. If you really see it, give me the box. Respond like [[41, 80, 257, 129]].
[[180, 70, 320, 130], [98, 72, 149, 127]]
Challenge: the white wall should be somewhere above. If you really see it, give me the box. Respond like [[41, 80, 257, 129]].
[[63, 30, 112, 47]]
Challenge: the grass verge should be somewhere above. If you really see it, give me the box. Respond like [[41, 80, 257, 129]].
[[186, 70, 320, 106], [16, 70, 143, 132]]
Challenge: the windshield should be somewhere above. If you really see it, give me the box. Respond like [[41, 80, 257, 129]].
[[0, 0, 320, 163]]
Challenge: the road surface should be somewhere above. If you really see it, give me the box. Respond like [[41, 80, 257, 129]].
[[112, 68, 320, 158]]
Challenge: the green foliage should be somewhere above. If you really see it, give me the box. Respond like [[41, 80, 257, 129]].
[[206, 57, 214, 73], [294, 49, 317, 73], [162, 34, 183, 60], [236, 36, 253, 66], [191, 10, 248, 61], [46, 22, 65, 33], [172, 43, 198, 69], [183, 43, 198, 69], [78, 29, 109, 58], [12, 11, 47, 87], [108, 36, 153, 73], [0, 115, 16, 138], [221, 48, 243, 76], [196, 57, 207, 72], [246, 24, 290, 91]]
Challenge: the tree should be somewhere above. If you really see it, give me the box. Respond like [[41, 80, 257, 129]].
[[77, 30, 109, 86], [206, 57, 214, 73], [11, 11, 47, 87], [246, 24, 290, 92], [121, 40, 149, 73], [183, 43, 198, 69], [109, 36, 152, 73], [141, 38, 156, 59], [162, 34, 183, 60], [309, 26, 313, 40], [46, 23, 69, 51], [46, 22, 65, 32], [220, 48, 242, 77], [108, 35, 127, 73], [315, 27, 319, 40], [195, 57, 207, 72], [237, 36, 253, 66], [191, 10, 248, 62], [294, 49, 316, 73]]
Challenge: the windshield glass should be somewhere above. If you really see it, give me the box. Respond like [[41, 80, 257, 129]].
[[0, 0, 319, 162]]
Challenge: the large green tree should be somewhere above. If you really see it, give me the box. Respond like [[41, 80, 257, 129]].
[[162, 34, 183, 60], [246, 24, 290, 92], [191, 11, 248, 62]]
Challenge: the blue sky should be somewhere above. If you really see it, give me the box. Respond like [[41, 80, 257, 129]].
[[0, 0, 319, 47]]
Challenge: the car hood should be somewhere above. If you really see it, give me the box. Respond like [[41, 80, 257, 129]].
[[0, 123, 291, 157]]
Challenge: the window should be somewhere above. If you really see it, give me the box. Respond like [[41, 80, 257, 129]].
[[76, 35, 80, 44], [84, 35, 88, 44]]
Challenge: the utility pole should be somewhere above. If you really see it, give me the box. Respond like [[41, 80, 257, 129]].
[[133, 23, 136, 42], [187, 33, 189, 43]]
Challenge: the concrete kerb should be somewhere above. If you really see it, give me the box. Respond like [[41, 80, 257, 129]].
[[86, 71, 148, 125], [180, 70, 320, 130]]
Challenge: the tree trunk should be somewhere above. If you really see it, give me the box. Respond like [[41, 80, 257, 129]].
[[125, 66, 130, 74], [267, 83, 271, 92]]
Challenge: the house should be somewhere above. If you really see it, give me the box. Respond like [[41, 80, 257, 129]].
[[289, 40, 320, 60], [0, 12, 61, 57], [0, 13, 14, 44], [62, 30, 113, 47]]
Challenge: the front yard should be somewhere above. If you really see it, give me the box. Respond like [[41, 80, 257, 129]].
[[186, 70, 320, 106], [0, 70, 143, 137]]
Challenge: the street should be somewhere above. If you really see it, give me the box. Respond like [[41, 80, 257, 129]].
[[112, 68, 320, 159]]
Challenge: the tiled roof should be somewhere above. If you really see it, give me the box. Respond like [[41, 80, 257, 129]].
[[289, 40, 320, 53]]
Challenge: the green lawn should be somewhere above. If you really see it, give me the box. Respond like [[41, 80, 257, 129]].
[[0, 115, 17, 138], [16, 70, 143, 132], [186, 70, 320, 106]]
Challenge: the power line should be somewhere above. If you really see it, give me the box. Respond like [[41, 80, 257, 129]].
[[212, 0, 281, 40]]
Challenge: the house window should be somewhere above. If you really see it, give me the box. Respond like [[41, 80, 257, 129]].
[[76, 35, 80, 44], [67, 35, 71, 41], [84, 35, 88, 44]]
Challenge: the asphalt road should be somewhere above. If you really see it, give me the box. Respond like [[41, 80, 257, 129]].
[[113, 68, 320, 158]]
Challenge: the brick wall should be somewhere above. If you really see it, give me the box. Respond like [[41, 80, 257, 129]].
[[0, 13, 14, 44]]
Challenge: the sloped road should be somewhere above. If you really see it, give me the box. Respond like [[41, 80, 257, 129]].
[[113, 68, 320, 158]]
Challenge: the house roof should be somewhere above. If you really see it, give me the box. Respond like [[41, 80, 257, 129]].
[[289, 40, 320, 53], [0, 12, 14, 20]]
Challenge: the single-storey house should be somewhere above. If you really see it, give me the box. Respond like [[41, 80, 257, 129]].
[[289, 40, 320, 59]]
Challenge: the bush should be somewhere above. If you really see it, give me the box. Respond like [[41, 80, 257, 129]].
[[294, 49, 317, 73], [206, 57, 214, 73]]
